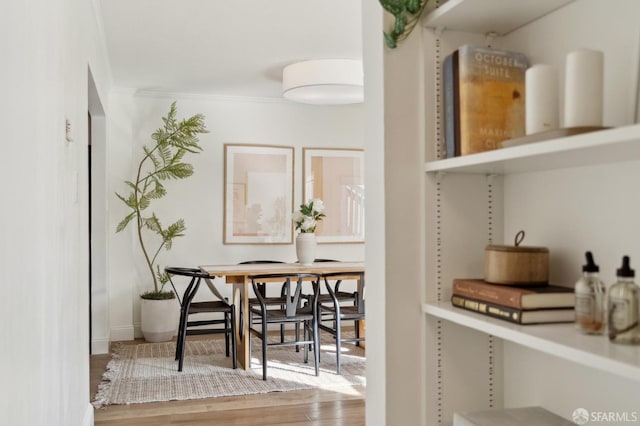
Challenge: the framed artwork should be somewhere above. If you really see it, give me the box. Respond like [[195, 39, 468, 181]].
[[224, 144, 294, 244], [303, 148, 365, 243]]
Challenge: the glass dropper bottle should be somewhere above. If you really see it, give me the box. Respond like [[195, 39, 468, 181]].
[[608, 256, 640, 345], [575, 251, 605, 334]]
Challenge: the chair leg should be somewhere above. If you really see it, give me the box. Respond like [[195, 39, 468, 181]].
[[355, 319, 361, 347], [224, 312, 231, 357], [175, 306, 187, 361], [230, 307, 237, 369], [316, 311, 322, 363], [178, 309, 190, 372], [335, 315, 342, 375], [261, 316, 268, 381], [248, 311, 253, 368], [313, 315, 320, 376], [303, 321, 309, 363]]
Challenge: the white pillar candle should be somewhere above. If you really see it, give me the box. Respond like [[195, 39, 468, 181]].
[[564, 48, 604, 127], [525, 64, 559, 135]]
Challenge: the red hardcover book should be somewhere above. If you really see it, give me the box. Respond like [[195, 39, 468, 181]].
[[452, 278, 574, 309]]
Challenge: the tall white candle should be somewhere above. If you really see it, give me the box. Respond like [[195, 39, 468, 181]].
[[564, 48, 604, 127], [525, 64, 559, 135]]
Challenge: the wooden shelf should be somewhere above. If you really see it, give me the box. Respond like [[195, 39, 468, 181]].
[[422, 0, 575, 35], [423, 301, 640, 383], [424, 124, 640, 175]]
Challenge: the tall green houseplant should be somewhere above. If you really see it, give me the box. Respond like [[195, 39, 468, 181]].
[[116, 102, 208, 299]]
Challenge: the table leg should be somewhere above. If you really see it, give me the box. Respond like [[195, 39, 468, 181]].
[[357, 274, 365, 314], [233, 282, 251, 370], [358, 320, 366, 349]]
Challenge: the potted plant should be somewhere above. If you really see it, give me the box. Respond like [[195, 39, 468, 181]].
[[116, 101, 208, 342], [292, 199, 325, 266]]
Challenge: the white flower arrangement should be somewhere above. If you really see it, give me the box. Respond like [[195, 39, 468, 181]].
[[292, 198, 326, 233]]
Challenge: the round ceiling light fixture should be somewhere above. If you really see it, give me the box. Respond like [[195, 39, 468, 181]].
[[282, 59, 364, 105]]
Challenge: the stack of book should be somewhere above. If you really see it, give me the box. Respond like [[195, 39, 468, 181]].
[[451, 278, 575, 325]]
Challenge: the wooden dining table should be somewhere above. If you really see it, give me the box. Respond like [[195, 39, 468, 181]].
[[199, 261, 365, 370]]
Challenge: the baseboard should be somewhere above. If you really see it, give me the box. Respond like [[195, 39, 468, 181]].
[[133, 322, 142, 339], [91, 337, 110, 355], [82, 403, 94, 426], [110, 325, 135, 341]]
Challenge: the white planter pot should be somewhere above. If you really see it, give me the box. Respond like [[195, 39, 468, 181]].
[[296, 232, 317, 266], [140, 297, 180, 343]]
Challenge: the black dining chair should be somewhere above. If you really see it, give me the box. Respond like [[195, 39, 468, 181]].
[[318, 271, 365, 374], [165, 266, 237, 371], [240, 260, 290, 343], [240, 260, 288, 307], [311, 259, 358, 306], [301, 259, 359, 337], [248, 273, 321, 380]]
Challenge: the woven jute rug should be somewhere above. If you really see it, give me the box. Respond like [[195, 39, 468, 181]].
[[92, 335, 365, 407]]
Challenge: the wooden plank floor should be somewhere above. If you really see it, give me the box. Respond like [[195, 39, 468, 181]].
[[90, 336, 365, 425]]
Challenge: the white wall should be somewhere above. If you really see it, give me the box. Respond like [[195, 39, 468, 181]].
[[1, 0, 112, 424], [104, 91, 138, 342], [0, 1, 414, 425], [380, 29, 428, 426], [105, 92, 365, 339], [362, 1, 388, 426]]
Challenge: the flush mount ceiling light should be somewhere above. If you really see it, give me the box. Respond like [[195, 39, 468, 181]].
[[282, 59, 364, 105]]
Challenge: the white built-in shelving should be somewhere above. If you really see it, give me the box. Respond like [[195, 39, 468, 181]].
[[424, 124, 640, 175], [416, 0, 640, 423], [423, 301, 640, 382], [422, 0, 574, 35]]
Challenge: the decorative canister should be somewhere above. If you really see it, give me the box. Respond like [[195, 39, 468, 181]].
[[484, 230, 549, 285]]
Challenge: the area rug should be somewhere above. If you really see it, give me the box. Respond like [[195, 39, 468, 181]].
[[92, 336, 365, 407]]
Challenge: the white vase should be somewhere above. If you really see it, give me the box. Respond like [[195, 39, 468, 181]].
[[296, 232, 317, 266], [140, 297, 180, 343]]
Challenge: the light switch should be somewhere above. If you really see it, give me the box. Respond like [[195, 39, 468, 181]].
[[65, 117, 73, 142]]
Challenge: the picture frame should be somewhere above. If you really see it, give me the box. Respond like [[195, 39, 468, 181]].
[[224, 144, 294, 244], [303, 148, 365, 243]]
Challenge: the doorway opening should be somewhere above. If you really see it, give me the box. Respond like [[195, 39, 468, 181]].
[[88, 68, 108, 355]]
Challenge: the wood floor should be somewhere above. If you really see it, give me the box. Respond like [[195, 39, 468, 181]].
[[90, 336, 366, 425]]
